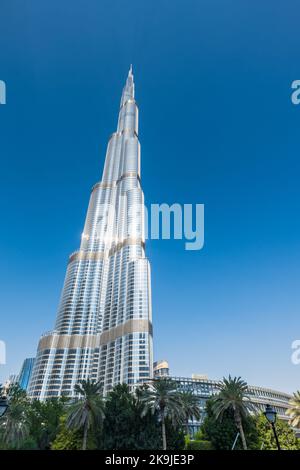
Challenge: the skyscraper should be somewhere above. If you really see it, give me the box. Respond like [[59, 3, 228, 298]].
[[28, 67, 153, 399], [18, 357, 35, 391]]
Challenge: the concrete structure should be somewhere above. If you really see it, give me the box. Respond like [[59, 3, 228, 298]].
[[153, 360, 169, 378]]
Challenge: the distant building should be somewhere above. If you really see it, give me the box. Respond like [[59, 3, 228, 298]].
[[18, 358, 35, 391], [145, 367, 292, 436], [153, 360, 169, 378], [2, 374, 18, 394], [171, 376, 292, 436]]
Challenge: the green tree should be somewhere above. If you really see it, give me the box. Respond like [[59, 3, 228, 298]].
[[163, 419, 185, 450], [101, 383, 184, 450], [201, 399, 258, 450], [254, 414, 300, 450], [66, 379, 105, 450], [5, 383, 28, 405], [140, 378, 183, 450], [27, 398, 67, 449], [101, 383, 139, 449], [178, 391, 201, 437], [134, 385, 163, 449], [0, 384, 30, 449], [286, 391, 300, 428], [211, 376, 257, 450], [51, 416, 82, 450], [0, 402, 29, 449]]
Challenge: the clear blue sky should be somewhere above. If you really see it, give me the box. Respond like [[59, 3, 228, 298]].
[[0, 1, 299, 393]]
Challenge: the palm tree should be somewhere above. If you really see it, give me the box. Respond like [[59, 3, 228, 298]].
[[0, 383, 30, 449], [211, 375, 256, 450], [140, 378, 182, 450], [286, 391, 300, 428], [1, 402, 29, 449], [178, 391, 201, 437], [66, 379, 105, 450]]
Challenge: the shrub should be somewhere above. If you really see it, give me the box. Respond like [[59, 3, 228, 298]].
[[186, 439, 213, 450]]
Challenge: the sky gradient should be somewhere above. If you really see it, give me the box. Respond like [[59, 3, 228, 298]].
[[0, 0, 300, 393]]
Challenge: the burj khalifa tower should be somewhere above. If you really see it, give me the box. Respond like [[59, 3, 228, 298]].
[[29, 67, 153, 398]]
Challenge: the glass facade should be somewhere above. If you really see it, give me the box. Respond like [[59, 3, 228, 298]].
[[28, 67, 153, 399], [18, 358, 35, 391]]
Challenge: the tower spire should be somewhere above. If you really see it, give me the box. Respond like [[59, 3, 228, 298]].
[[120, 65, 135, 107]]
